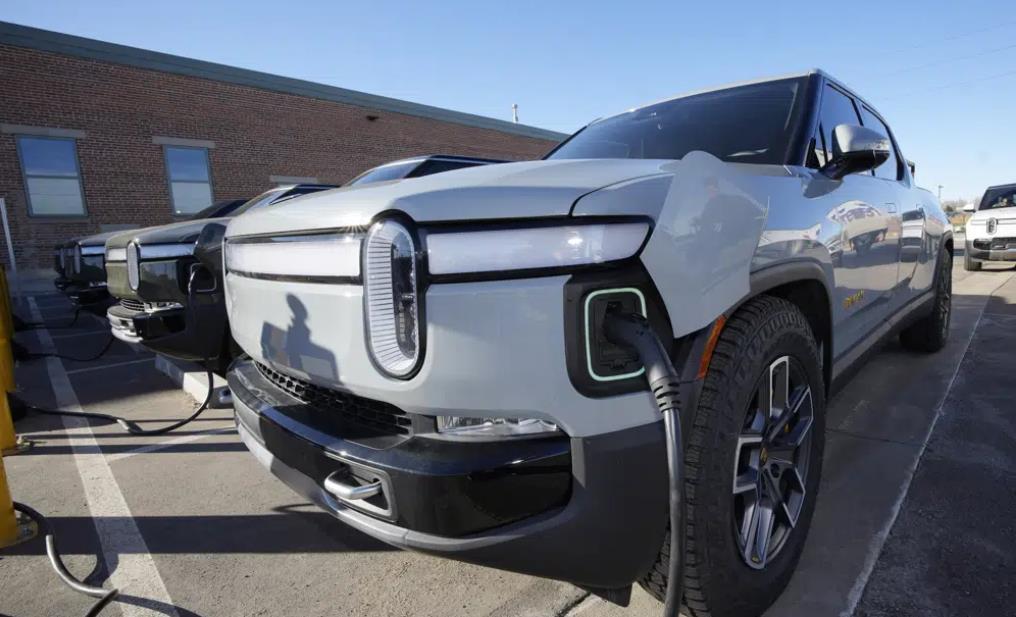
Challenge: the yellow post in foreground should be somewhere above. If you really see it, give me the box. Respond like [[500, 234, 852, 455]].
[[0, 267, 18, 453], [0, 266, 13, 337]]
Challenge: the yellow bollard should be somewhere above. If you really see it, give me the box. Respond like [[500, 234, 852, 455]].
[[0, 268, 12, 337], [0, 394, 17, 454], [0, 269, 19, 453]]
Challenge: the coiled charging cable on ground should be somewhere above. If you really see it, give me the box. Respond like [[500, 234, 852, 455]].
[[603, 311, 685, 617], [9, 502, 119, 617], [15, 305, 86, 331], [4, 268, 220, 616], [17, 267, 217, 436]]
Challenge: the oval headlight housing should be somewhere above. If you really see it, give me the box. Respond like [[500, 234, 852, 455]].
[[126, 241, 140, 291], [364, 219, 421, 378], [73, 244, 82, 274]]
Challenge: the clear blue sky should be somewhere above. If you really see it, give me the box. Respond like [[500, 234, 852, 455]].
[[4, 0, 1014, 202]]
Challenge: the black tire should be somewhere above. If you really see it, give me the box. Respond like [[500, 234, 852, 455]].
[[900, 248, 952, 352], [963, 251, 981, 272], [639, 295, 826, 617]]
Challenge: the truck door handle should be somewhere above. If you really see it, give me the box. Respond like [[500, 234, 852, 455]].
[[324, 472, 382, 501]]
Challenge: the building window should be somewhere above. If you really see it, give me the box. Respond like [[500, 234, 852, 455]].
[[164, 145, 213, 215], [16, 136, 86, 216]]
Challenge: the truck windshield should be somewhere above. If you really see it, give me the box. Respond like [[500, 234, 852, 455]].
[[347, 161, 420, 186], [547, 78, 803, 165], [979, 187, 1016, 210]]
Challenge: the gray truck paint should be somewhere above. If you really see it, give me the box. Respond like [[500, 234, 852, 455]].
[[224, 74, 949, 437]]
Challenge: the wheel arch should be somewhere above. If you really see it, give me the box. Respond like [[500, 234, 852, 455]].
[[742, 261, 833, 392]]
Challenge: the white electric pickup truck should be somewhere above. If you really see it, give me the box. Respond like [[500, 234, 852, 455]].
[[222, 70, 951, 617], [964, 183, 1016, 270]]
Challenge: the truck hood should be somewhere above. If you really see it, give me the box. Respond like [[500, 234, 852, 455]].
[[77, 230, 130, 248], [226, 159, 674, 237], [106, 218, 229, 249]]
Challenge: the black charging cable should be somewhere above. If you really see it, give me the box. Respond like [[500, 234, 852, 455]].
[[4, 272, 220, 617], [14, 305, 85, 331], [602, 311, 685, 617], [18, 267, 218, 435], [9, 502, 119, 617], [18, 335, 115, 363]]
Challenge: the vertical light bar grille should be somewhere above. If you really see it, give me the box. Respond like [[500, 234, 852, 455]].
[[364, 219, 420, 378], [127, 241, 140, 290]]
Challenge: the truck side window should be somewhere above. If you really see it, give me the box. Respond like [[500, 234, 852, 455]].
[[858, 106, 902, 181], [818, 85, 862, 162]]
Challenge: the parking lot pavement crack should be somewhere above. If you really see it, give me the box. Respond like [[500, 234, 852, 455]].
[[825, 427, 922, 448], [557, 591, 594, 617]]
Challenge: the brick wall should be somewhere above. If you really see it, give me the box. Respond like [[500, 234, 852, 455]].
[[0, 44, 558, 268]]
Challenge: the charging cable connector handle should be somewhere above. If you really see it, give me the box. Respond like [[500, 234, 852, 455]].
[[602, 311, 684, 617]]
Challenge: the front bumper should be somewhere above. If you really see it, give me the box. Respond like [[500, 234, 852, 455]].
[[967, 238, 1016, 262], [106, 300, 225, 364], [229, 358, 669, 588]]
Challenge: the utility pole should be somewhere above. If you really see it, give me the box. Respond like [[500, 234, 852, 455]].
[[512, 103, 518, 124], [938, 185, 943, 201]]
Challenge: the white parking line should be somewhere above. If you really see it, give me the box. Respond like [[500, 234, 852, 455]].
[[841, 272, 1013, 616], [65, 357, 154, 375], [28, 297, 179, 617]]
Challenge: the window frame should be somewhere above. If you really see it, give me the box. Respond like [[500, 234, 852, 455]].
[[805, 76, 910, 184], [16, 135, 88, 218], [857, 104, 905, 182], [162, 144, 214, 216]]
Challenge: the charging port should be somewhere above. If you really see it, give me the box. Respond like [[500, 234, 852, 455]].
[[584, 288, 647, 381]]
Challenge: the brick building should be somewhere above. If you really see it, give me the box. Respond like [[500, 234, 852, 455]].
[[0, 22, 565, 270]]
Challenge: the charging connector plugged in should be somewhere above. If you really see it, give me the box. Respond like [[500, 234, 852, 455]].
[[584, 288, 647, 381]]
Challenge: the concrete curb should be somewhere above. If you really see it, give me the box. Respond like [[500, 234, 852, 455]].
[[153, 355, 230, 408]]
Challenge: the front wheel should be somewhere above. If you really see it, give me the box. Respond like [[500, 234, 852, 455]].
[[639, 295, 825, 617]]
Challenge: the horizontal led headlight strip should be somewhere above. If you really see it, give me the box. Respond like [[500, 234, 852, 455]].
[[225, 232, 363, 281], [80, 245, 106, 256], [138, 243, 196, 260], [426, 221, 650, 276]]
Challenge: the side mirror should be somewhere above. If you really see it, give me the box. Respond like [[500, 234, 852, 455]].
[[963, 203, 976, 213], [820, 124, 891, 180]]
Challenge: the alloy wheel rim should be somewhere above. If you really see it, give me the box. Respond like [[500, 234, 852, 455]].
[[732, 355, 814, 570]]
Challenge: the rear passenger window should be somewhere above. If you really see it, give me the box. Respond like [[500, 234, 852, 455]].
[[858, 107, 901, 181], [818, 85, 862, 163]]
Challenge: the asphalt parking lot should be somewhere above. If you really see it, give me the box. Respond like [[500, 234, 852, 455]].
[[2, 249, 1014, 617]]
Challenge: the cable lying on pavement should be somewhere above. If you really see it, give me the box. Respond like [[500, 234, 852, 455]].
[[16, 334, 115, 363], [14, 268, 216, 435], [13, 363, 215, 435], [11, 502, 119, 617], [13, 305, 86, 331]]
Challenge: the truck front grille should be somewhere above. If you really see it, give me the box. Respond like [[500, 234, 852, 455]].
[[119, 298, 145, 312], [255, 361, 412, 435]]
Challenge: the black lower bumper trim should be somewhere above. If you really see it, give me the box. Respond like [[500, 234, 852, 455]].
[[967, 241, 1016, 262], [230, 358, 671, 588]]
